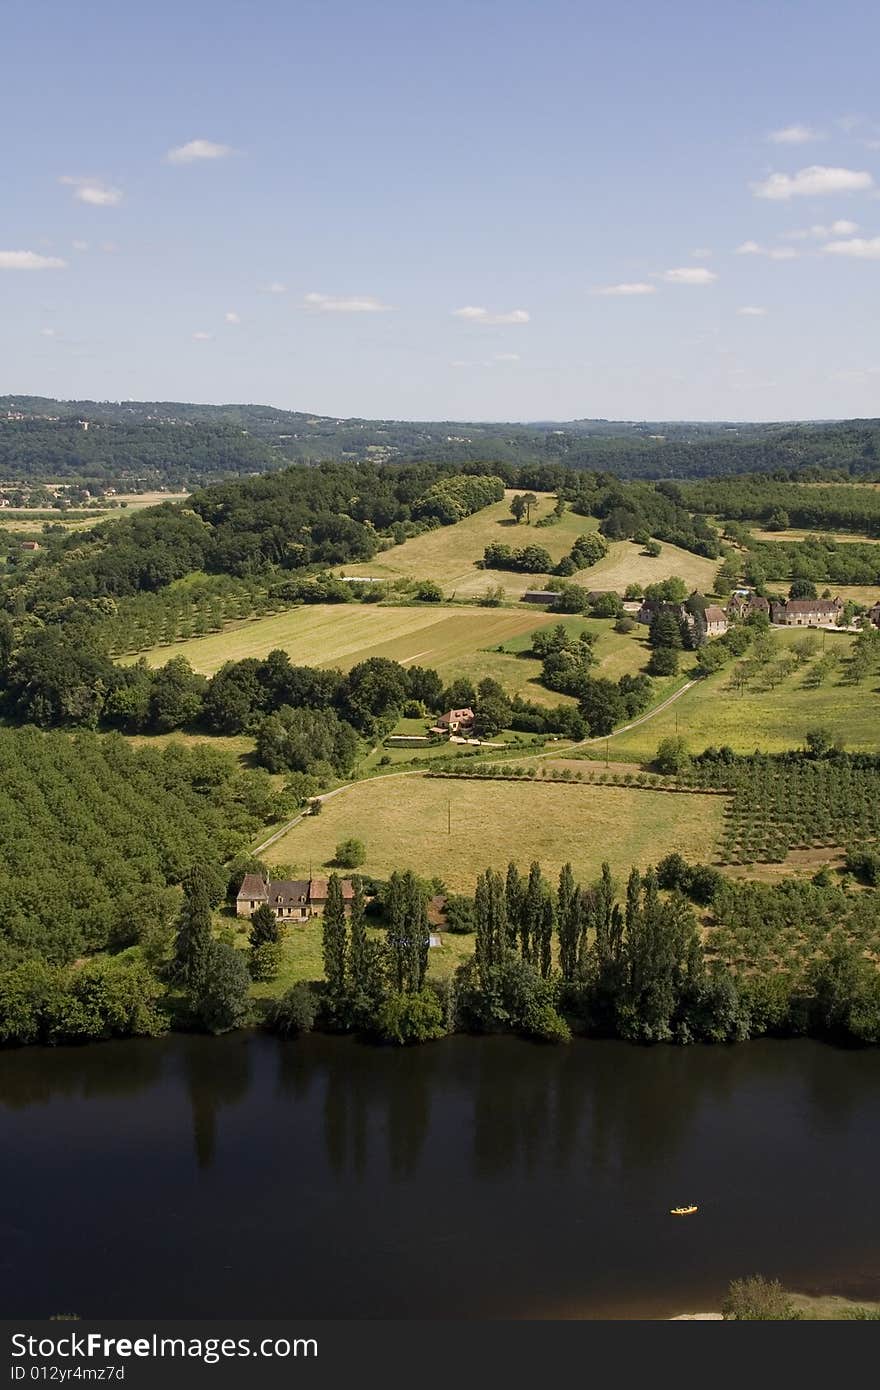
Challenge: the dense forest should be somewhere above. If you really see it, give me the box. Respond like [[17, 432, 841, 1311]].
[[3, 396, 880, 488]]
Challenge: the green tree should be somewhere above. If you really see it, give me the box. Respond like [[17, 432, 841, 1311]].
[[172, 863, 216, 996], [655, 735, 691, 775], [335, 837, 366, 868], [322, 872, 348, 1009], [192, 940, 252, 1034]]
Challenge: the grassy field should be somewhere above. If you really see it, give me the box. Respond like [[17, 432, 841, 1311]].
[[0, 492, 187, 534], [127, 602, 568, 683], [749, 526, 878, 543], [575, 538, 720, 594], [333, 491, 599, 600], [336, 492, 722, 601], [595, 627, 880, 762], [238, 912, 475, 994], [262, 775, 725, 893]]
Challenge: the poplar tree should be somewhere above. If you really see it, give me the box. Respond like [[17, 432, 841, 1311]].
[[505, 862, 523, 950], [538, 894, 554, 979], [556, 862, 579, 980], [522, 861, 546, 966], [405, 870, 429, 994], [322, 872, 348, 1007], [474, 868, 507, 986], [387, 870, 408, 991], [173, 862, 214, 996], [348, 876, 367, 992]]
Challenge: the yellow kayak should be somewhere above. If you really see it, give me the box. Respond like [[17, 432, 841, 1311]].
[[669, 1205, 698, 1216]]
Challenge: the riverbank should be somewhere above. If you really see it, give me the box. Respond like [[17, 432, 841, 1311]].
[[672, 1292, 880, 1320]]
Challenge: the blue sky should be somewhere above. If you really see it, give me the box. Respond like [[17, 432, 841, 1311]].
[[2, 0, 880, 421]]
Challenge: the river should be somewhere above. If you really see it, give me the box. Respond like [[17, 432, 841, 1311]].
[[1, 1034, 878, 1319]]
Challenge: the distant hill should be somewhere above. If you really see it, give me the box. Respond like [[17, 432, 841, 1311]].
[[1, 395, 878, 488]]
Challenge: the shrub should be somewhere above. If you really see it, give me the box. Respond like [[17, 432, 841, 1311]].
[[335, 838, 366, 868], [722, 1276, 800, 1321], [655, 735, 691, 775], [374, 989, 447, 1044], [266, 982, 319, 1036], [249, 941, 281, 981]]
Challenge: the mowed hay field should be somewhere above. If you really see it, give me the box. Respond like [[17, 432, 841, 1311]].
[[604, 629, 880, 762], [264, 776, 725, 892], [574, 538, 719, 594], [127, 602, 661, 707], [337, 492, 721, 600], [336, 491, 600, 599], [130, 603, 561, 683]]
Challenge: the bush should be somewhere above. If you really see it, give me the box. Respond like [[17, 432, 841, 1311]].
[[266, 982, 318, 1036], [655, 735, 691, 775], [374, 989, 447, 1044], [413, 580, 443, 602], [648, 646, 679, 676], [443, 894, 476, 933], [722, 1276, 800, 1321], [249, 941, 281, 981], [335, 838, 366, 869]]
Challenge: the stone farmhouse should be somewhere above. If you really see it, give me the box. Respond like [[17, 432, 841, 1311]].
[[769, 597, 843, 628], [237, 874, 355, 921], [728, 591, 770, 620], [703, 604, 728, 636], [868, 602, 880, 629]]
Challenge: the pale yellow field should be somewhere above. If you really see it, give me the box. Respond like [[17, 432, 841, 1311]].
[[750, 527, 878, 543], [264, 775, 726, 891], [335, 491, 600, 599], [576, 539, 720, 594], [126, 603, 561, 679]]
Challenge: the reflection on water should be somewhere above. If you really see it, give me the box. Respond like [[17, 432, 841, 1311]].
[[1, 1033, 878, 1318]]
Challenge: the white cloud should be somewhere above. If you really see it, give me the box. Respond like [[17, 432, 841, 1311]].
[[737, 306, 768, 316], [735, 241, 798, 260], [690, 248, 713, 259], [192, 331, 213, 341], [822, 236, 880, 259], [781, 219, 860, 240], [224, 311, 241, 324], [264, 281, 287, 294], [72, 239, 89, 252], [452, 304, 530, 323], [100, 241, 118, 254], [494, 352, 520, 361], [166, 139, 233, 165], [768, 123, 822, 144], [304, 292, 393, 313], [751, 165, 874, 200], [60, 176, 123, 206], [660, 267, 717, 285], [0, 250, 67, 270], [40, 327, 58, 336], [596, 282, 657, 296]]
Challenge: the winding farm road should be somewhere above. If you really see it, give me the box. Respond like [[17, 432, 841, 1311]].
[[251, 678, 699, 856]]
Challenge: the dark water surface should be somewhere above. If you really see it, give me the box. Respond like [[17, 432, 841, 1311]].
[[1, 1033, 879, 1319]]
